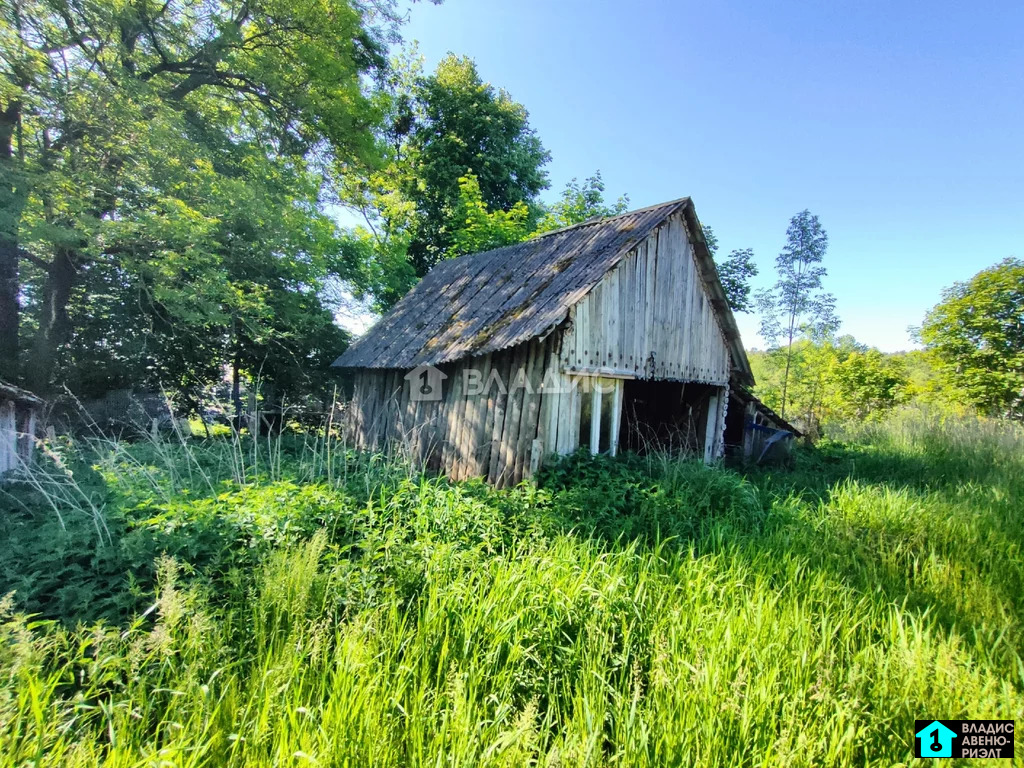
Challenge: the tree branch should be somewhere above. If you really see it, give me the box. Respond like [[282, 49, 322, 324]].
[[17, 248, 50, 270]]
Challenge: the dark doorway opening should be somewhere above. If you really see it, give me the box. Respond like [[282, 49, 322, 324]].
[[618, 380, 718, 455], [723, 390, 747, 459]]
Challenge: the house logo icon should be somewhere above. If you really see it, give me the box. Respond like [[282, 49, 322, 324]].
[[916, 720, 958, 758], [405, 364, 447, 402]]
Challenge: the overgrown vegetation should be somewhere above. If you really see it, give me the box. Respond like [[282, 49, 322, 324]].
[[2, 410, 1022, 766]]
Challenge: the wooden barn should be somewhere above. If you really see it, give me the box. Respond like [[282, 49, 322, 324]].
[[0, 381, 43, 476], [333, 197, 795, 486]]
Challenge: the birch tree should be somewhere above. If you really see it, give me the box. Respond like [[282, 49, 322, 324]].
[[756, 210, 839, 419]]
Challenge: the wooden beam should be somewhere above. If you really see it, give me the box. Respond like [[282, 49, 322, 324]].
[[589, 382, 601, 456], [562, 365, 637, 380], [609, 378, 624, 457], [703, 390, 720, 464]]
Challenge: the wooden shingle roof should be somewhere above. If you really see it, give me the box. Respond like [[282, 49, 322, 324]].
[[333, 197, 753, 385]]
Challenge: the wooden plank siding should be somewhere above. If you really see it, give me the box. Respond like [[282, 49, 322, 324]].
[[340, 205, 753, 484], [345, 210, 738, 482], [345, 337, 561, 488], [0, 402, 17, 474], [559, 212, 732, 387], [0, 395, 40, 476]]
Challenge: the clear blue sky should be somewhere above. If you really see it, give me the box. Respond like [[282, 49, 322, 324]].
[[395, 0, 1023, 352]]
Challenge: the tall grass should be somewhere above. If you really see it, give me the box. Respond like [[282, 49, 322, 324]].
[[1, 410, 1022, 766]]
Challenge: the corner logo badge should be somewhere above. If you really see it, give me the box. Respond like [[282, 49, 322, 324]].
[[405, 364, 447, 402], [914, 719, 1014, 759], [916, 721, 957, 758]]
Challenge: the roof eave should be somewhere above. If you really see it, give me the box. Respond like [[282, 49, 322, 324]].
[[0, 380, 45, 406], [679, 201, 755, 388]]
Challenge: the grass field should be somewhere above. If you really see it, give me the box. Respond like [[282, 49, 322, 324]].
[[1, 410, 1022, 766]]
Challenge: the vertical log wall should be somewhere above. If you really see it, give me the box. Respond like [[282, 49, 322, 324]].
[[346, 336, 559, 487]]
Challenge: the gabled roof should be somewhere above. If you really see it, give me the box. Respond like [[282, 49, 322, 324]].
[[333, 197, 754, 385]]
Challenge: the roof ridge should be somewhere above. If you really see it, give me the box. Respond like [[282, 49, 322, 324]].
[[528, 196, 691, 241], [419, 197, 692, 272]]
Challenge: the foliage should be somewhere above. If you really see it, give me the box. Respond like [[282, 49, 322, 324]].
[[702, 226, 759, 313], [701, 225, 720, 256], [534, 172, 629, 233], [755, 210, 840, 419], [1, 0, 394, 398], [450, 174, 532, 257], [447, 171, 630, 259], [715, 248, 759, 313], [751, 336, 910, 434], [829, 349, 909, 421], [405, 55, 550, 273], [2, 414, 1024, 765], [918, 257, 1024, 420], [340, 53, 551, 308], [889, 349, 972, 414]]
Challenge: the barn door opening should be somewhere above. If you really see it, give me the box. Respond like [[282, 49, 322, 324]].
[[618, 380, 722, 458], [574, 376, 623, 456]]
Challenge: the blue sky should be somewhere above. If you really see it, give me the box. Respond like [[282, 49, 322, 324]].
[[391, 0, 1023, 352]]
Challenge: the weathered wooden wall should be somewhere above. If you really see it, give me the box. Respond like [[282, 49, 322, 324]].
[[346, 337, 560, 487], [538, 364, 584, 458], [345, 213, 740, 483], [559, 211, 731, 385], [0, 400, 37, 475], [0, 401, 16, 474]]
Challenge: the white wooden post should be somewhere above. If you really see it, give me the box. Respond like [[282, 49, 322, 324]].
[[703, 391, 720, 464], [609, 379, 623, 457], [589, 384, 601, 455]]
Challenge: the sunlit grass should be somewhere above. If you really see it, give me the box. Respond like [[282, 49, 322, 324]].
[[1, 410, 1022, 766]]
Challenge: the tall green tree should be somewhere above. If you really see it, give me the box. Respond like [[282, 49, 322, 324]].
[[755, 210, 839, 418], [406, 55, 549, 274], [919, 257, 1024, 419], [339, 53, 550, 309], [1, 0, 394, 394]]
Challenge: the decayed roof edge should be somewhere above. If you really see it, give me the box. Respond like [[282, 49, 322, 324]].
[[0, 380, 44, 406], [525, 195, 693, 242], [732, 385, 803, 436], [334, 196, 755, 387]]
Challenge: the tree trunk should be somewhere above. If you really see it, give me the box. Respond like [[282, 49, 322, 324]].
[[25, 247, 78, 393], [231, 348, 243, 430], [780, 319, 796, 420], [0, 100, 25, 383], [780, 347, 792, 420], [0, 239, 19, 382]]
